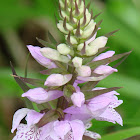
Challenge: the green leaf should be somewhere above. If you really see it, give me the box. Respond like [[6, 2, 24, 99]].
[[88, 51, 132, 69], [10, 62, 30, 92], [104, 29, 120, 37], [36, 37, 56, 49], [37, 110, 59, 127], [81, 81, 99, 91], [83, 87, 122, 100], [63, 84, 75, 102], [10, 62, 33, 109], [13, 75, 45, 87], [40, 68, 68, 75], [47, 31, 58, 45], [101, 127, 140, 140]]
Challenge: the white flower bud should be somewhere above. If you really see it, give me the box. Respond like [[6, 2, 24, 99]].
[[65, 35, 78, 44], [72, 57, 83, 67], [40, 48, 70, 63], [59, 0, 64, 8], [73, 29, 83, 35], [79, 1, 85, 14], [61, 11, 69, 19], [77, 43, 84, 51], [86, 36, 108, 56], [57, 20, 73, 34], [76, 65, 91, 77], [57, 43, 71, 55], [82, 20, 96, 38], [80, 9, 91, 25]]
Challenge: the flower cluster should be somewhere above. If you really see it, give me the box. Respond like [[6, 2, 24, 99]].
[[11, 0, 131, 139]]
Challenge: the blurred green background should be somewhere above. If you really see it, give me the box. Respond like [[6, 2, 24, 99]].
[[0, 0, 140, 139]]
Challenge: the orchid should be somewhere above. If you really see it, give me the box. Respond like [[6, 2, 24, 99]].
[[11, 0, 131, 139]]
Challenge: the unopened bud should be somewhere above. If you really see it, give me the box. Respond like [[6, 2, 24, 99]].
[[80, 9, 91, 26], [82, 19, 96, 38], [72, 57, 83, 67], [59, 0, 64, 8], [86, 36, 108, 56], [65, 35, 78, 44], [57, 43, 71, 55], [73, 29, 83, 35], [76, 65, 91, 77], [40, 48, 70, 63], [79, 1, 85, 14], [57, 20, 73, 34], [77, 43, 84, 51]]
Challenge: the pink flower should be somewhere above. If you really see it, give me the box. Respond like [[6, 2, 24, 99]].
[[64, 88, 123, 126], [27, 45, 57, 69], [22, 87, 63, 104], [93, 51, 115, 61], [11, 108, 94, 140], [77, 65, 117, 82]]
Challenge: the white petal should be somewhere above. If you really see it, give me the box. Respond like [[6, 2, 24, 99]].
[[69, 120, 85, 140], [84, 130, 101, 139], [12, 123, 40, 140], [71, 92, 85, 107], [54, 121, 71, 139], [45, 74, 72, 86], [11, 108, 30, 133], [25, 110, 44, 126]]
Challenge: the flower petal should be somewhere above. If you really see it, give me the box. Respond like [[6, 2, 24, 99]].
[[69, 120, 85, 140], [27, 45, 57, 68], [84, 130, 101, 139], [71, 92, 85, 107], [44, 74, 72, 86], [94, 65, 118, 75], [25, 110, 44, 126], [11, 108, 30, 133], [54, 121, 71, 139], [64, 104, 91, 115], [40, 47, 70, 63], [77, 75, 106, 82], [93, 51, 115, 61], [76, 66, 91, 77], [12, 123, 40, 140], [22, 87, 63, 104], [96, 107, 123, 126]]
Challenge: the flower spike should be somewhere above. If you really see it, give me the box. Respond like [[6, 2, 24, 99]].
[[11, 0, 131, 139]]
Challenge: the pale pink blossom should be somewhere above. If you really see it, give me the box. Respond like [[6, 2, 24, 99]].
[[27, 45, 57, 69], [22, 87, 63, 104], [93, 51, 115, 61], [64, 88, 123, 126]]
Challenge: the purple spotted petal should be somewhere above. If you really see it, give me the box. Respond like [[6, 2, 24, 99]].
[[27, 45, 57, 69], [11, 108, 30, 133], [84, 130, 101, 139], [95, 107, 123, 126], [12, 124, 41, 140], [22, 87, 63, 104], [93, 51, 115, 61], [25, 110, 44, 126], [44, 74, 72, 86]]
